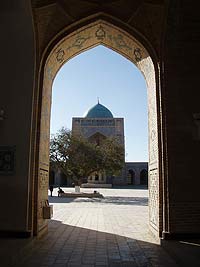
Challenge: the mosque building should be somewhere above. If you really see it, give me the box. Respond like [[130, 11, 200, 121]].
[[71, 101, 148, 186]]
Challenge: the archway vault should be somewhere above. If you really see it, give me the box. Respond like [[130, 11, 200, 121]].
[[36, 19, 162, 238]]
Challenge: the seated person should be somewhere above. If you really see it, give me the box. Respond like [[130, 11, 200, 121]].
[[57, 187, 64, 197]]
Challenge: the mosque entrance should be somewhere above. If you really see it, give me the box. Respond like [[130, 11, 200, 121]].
[[35, 18, 165, 238]]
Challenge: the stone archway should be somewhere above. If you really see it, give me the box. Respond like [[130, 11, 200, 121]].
[[128, 169, 136, 185], [36, 19, 162, 238]]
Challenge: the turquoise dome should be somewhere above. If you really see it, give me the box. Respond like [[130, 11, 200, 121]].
[[85, 103, 113, 118]]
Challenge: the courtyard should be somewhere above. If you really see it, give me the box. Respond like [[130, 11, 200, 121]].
[[2, 187, 199, 267]]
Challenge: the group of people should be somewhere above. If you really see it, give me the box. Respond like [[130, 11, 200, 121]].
[[49, 185, 64, 197]]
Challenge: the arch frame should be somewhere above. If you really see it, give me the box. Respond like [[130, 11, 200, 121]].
[[32, 13, 167, 238]]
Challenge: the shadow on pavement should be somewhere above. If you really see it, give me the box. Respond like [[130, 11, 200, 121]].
[[48, 196, 76, 203], [10, 219, 200, 267], [49, 196, 148, 206], [113, 185, 148, 190], [73, 196, 148, 206]]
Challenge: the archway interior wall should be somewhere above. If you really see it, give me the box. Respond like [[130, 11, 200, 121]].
[[138, 58, 160, 234], [38, 20, 160, 236]]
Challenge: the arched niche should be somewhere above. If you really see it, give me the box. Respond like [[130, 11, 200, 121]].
[[36, 19, 162, 238], [128, 169, 136, 185]]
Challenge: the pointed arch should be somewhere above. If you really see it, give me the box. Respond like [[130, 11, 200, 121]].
[[34, 18, 163, 238]]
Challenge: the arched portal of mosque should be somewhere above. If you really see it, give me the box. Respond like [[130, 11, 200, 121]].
[[35, 19, 163, 238]]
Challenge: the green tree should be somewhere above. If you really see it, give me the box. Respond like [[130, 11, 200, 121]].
[[100, 137, 125, 176], [50, 127, 124, 185]]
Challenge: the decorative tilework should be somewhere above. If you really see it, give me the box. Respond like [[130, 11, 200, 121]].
[[56, 48, 65, 63], [149, 169, 159, 231], [0, 146, 15, 175], [134, 48, 142, 62], [95, 25, 106, 40]]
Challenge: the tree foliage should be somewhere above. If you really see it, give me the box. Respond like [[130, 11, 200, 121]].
[[50, 127, 124, 184]]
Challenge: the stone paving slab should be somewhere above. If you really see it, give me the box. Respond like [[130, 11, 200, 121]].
[[2, 187, 200, 267]]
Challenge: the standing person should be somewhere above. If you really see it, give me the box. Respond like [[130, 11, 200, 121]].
[[49, 185, 54, 197]]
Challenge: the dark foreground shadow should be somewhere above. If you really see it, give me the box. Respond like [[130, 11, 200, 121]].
[[161, 239, 200, 267], [5, 219, 200, 267]]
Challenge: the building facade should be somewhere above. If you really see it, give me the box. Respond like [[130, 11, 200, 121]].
[[72, 102, 148, 186], [125, 162, 148, 186], [72, 102, 124, 147]]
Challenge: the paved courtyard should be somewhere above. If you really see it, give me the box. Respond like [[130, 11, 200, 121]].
[[7, 187, 200, 267]]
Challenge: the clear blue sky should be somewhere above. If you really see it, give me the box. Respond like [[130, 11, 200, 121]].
[[50, 45, 148, 162]]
